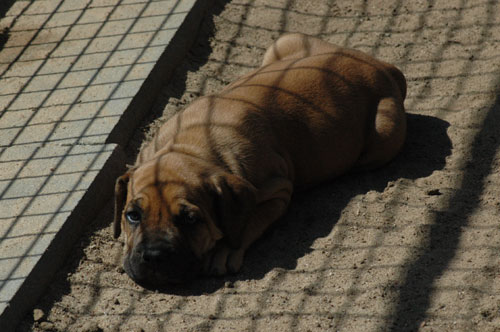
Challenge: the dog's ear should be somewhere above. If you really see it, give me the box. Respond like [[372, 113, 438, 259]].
[[210, 173, 257, 249], [113, 172, 131, 239]]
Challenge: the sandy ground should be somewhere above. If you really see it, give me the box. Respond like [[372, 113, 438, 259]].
[[17, 0, 500, 331]]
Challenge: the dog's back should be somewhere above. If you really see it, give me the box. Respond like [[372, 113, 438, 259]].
[[137, 33, 406, 189]]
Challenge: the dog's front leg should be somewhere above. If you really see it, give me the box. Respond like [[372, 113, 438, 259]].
[[204, 178, 293, 276]]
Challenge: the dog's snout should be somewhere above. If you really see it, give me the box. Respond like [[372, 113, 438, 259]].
[[124, 236, 200, 286], [141, 243, 171, 264]]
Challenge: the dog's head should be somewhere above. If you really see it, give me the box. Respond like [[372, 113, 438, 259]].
[[113, 154, 256, 287]]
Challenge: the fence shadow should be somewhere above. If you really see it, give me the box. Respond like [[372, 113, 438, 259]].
[[12, 0, 500, 331]]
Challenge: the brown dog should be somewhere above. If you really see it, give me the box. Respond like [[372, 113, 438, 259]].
[[113, 33, 406, 286]]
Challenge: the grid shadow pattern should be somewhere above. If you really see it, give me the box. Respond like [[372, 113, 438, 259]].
[[14, 0, 500, 331]]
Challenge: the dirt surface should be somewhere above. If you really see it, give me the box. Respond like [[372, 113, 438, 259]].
[[17, 0, 500, 331]]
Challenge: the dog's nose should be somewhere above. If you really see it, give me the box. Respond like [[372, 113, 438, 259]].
[[126, 238, 199, 285], [140, 243, 172, 264], [142, 247, 163, 263]]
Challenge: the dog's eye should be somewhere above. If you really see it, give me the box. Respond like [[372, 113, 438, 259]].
[[125, 210, 141, 225], [176, 205, 200, 226], [184, 211, 199, 224]]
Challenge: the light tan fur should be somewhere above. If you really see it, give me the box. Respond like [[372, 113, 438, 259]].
[[113, 33, 406, 286]]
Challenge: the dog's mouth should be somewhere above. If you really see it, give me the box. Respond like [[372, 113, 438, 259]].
[[123, 241, 200, 287]]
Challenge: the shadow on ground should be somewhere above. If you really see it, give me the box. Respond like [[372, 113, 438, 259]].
[[389, 91, 500, 331]]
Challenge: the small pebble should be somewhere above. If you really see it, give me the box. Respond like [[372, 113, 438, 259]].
[[33, 308, 44, 322]]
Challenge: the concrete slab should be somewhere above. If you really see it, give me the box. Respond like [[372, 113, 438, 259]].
[[0, 143, 124, 332], [0, 0, 212, 330]]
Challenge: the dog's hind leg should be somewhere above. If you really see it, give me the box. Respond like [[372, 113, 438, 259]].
[[354, 96, 407, 170], [262, 33, 340, 66]]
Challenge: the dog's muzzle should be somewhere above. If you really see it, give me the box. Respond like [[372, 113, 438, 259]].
[[123, 235, 199, 287]]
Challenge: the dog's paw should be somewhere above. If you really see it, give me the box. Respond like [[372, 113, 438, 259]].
[[202, 245, 245, 276], [210, 246, 230, 276], [226, 249, 244, 274]]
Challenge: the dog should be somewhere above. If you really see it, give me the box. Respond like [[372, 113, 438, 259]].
[[113, 33, 407, 286]]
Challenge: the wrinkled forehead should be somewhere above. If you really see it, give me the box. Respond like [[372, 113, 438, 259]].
[[128, 162, 190, 203]]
